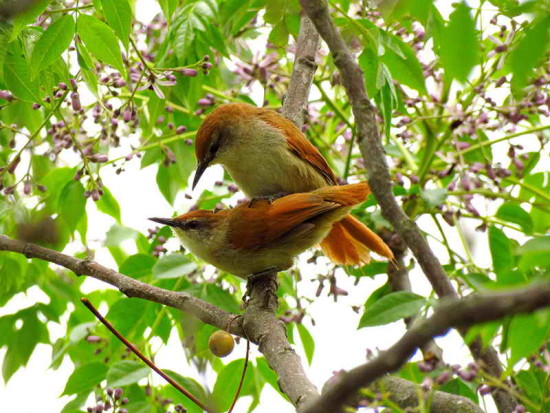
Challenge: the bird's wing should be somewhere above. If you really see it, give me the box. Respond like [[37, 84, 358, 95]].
[[228, 193, 341, 250], [258, 109, 338, 185]]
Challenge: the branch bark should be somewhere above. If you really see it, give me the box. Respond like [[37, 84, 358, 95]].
[[280, 15, 320, 126], [242, 273, 320, 407], [301, 283, 550, 413], [300, 1, 516, 411], [0, 234, 244, 336]]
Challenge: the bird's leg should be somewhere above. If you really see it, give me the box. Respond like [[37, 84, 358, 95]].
[[243, 268, 279, 309], [247, 192, 289, 207]]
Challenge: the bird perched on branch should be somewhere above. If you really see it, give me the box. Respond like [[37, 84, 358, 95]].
[[192, 102, 393, 265], [150, 183, 373, 278]]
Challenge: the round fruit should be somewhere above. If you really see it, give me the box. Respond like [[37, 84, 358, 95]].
[[208, 330, 235, 357]]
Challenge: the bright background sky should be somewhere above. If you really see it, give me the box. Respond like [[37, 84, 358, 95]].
[[0, 0, 524, 411]]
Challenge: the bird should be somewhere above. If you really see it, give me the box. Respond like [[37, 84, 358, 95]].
[[192, 102, 393, 265], [149, 183, 373, 278]]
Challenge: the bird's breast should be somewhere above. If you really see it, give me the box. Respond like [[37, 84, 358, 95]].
[[220, 134, 328, 197]]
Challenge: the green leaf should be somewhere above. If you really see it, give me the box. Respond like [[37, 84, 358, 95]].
[[4, 49, 43, 102], [186, 283, 240, 313], [346, 261, 388, 278], [517, 236, 550, 270], [269, 19, 289, 47], [96, 186, 121, 223], [496, 202, 533, 234], [509, 17, 550, 93], [153, 253, 197, 279], [359, 47, 382, 98], [211, 360, 258, 412], [156, 164, 180, 205], [380, 35, 426, 94], [421, 188, 447, 208], [104, 224, 139, 247], [101, 0, 132, 49], [107, 361, 150, 387], [62, 362, 108, 395], [359, 292, 426, 328], [119, 254, 155, 279], [515, 370, 546, 405], [256, 357, 288, 399], [1, 308, 49, 382], [161, 370, 207, 410], [59, 181, 87, 232], [297, 323, 315, 365], [488, 226, 514, 276], [507, 311, 550, 366], [438, 2, 479, 82], [77, 14, 126, 75], [9, 0, 52, 41], [439, 378, 478, 403], [30, 15, 75, 78]]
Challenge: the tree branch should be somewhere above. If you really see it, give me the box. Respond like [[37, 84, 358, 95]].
[[301, 283, 550, 413], [242, 273, 320, 408], [300, 1, 516, 410], [377, 376, 484, 413], [281, 15, 320, 126], [0, 234, 244, 337]]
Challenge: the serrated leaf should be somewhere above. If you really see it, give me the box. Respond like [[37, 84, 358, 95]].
[[30, 15, 75, 78], [438, 2, 479, 82], [359, 291, 426, 328], [102, 0, 132, 49], [63, 362, 108, 395], [153, 254, 197, 279], [107, 361, 150, 387], [77, 14, 126, 75]]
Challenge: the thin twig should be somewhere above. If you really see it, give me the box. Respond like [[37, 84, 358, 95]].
[[227, 339, 251, 413], [81, 298, 211, 412]]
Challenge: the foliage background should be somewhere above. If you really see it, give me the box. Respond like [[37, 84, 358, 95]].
[[0, 0, 549, 411]]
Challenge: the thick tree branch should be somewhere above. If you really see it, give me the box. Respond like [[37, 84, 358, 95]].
[[378, 376, 483, 413], [0, 234, 244, 337], [300, 1, 516, 411], [301, 283, 550, 413], [242, 273, 320, 408], [281, 15, 320, 126]]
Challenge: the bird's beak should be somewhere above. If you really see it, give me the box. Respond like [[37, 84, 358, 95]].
[[149, 217, 178, 227], [192, 158, 211, 190]]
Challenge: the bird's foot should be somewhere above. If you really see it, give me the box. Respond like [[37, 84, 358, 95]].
[[243, 268, 279, 309], [248, 192, 288, 207]]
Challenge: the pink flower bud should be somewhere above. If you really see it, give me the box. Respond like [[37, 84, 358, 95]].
[[178, 68, 198, 77]]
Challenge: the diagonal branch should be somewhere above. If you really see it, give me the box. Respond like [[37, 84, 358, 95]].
[[0, 234, 244, 337], [281, 15, 320, 126], [300, 1, 517, 411], [300, 283, 550, 413]]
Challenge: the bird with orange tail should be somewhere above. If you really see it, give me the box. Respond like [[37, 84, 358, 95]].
[[150, 183, 373, 277], [192, 102, 393, 266]]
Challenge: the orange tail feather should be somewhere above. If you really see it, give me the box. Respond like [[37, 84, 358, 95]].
[[320, 215, 394, 266]]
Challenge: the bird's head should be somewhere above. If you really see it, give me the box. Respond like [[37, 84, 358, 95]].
[[193, 102, 259, 189], [149, 210, 224, 244]]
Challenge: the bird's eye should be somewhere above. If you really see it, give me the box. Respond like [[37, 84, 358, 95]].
[[186, 220, 200, 230], [209, 140, 219, 155]]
